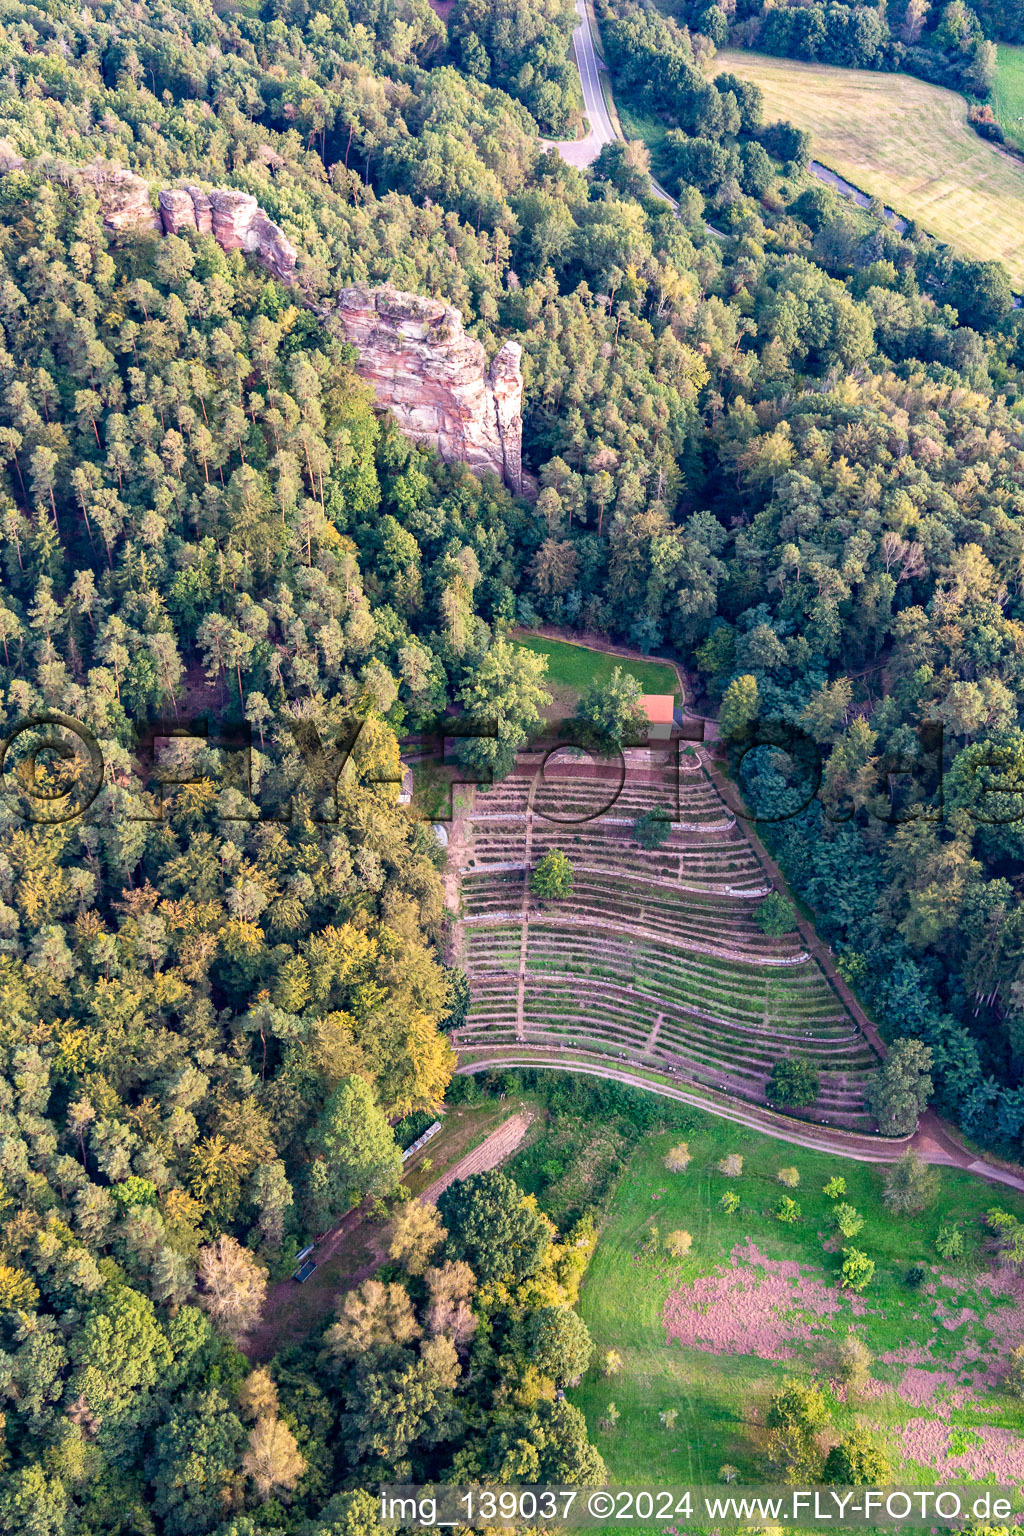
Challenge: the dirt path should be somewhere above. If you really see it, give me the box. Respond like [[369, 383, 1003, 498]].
[[443, 785, 473, 967], [456, 1052, 1024, 1192], [421, 1111, 535, 1203], [515, 779, 539, 1042], [246, 1109, 534, 1361]]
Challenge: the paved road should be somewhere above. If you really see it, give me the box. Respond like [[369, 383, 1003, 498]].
[[573, 0, 616, 148], [543, 0, 615, 168], [544, 4, 723, 227]]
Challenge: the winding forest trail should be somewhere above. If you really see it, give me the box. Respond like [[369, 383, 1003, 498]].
[[246, 1110, 534, 1360]]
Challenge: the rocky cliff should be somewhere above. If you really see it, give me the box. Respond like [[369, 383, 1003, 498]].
[[158, 185, 297, 283], [327, 287, 523, 494], [5, 156, 523, 491]]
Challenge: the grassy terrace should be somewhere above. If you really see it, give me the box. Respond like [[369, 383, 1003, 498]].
[[570, 1120, 1024, 1490], [713, 49, 1024, 287]]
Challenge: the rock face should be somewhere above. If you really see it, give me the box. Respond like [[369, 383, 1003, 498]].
[[61, 164, 295, 282], [78, 163, 161, 234], [329, 286, 524, 493], [158, 186, 296, 282], [8, 158, 524, 491]]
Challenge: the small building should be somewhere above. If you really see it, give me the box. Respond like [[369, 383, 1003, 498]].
[[640, 694, 675, 743]]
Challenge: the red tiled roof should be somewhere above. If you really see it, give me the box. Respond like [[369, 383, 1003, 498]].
[[640, 694, 675, 724]]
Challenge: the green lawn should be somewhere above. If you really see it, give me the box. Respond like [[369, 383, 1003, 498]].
[[994, 45, 1024, 152], [714, 50, 1024, 287], [570, 1114, 1024, 1487], [514, 632, 679, 712]]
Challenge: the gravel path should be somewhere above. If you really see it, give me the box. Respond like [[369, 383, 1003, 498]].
[[421, 1111, 534, 1202], [456, 1051, 1024, 1192]]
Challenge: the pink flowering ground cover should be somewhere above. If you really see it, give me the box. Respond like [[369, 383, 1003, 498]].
[[895, 1366, 959, 1406], [663, 1243, 1024, 1478], [898, 1419, 1024, 1481], [662, 1238, 853, 1359]]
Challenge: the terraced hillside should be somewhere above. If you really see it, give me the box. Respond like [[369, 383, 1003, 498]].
[[453, 752, 880, 1130]]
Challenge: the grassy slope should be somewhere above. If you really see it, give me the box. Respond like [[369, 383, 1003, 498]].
[[994, 45, 1024, 152], [571, 1114, 1024, 1485], [714, 49, 1024, 287]]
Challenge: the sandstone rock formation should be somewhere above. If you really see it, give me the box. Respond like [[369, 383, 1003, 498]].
[[77, 163, 161, 234], [158, 185, 296, 282], [3, 157, 524, 491], [329, 286, 524, 494]]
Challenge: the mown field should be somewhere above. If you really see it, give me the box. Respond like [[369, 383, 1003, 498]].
[[713, 50, 1024, 288], [570, 1117, 1024, 1487], [994, 45, 1024, 152], [513, 632, 679, 716]]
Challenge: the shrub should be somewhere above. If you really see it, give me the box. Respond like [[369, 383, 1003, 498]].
[[906, 1263, 927, 1289], [935, 1224, 964, 1262], [665, 1230, 692, 1258], [836, 1334, 872, 1395], [823, 1429, 892, 1485], [719, 1190, 740, 1214], [639, 1225, 659, 1257], [634, 809, 672, 849], [883, 1151, 939, 1215], [664, 1142, 690, 1172], [766, 1056, 820, 1108], [717, 1154, 743, 1176], [840, 1248, 875, 1292], [986, 1208, 1024, 1267], [756, 891, 798, 936], [777, 1167, 800, 1187], [1006, 1344, 1024, 1398], [775, 1196, 801, 1224], [599, 1401, 620, 1431], [659, 1408, 678, 1430], [530, 849, 574, 900], [833, 1203, 864, 1239], [602, 1349, 623, 1377], [823, 1177, 847, 1199]]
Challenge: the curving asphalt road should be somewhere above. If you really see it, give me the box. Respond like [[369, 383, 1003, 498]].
[[572, 0, 617, 150], [543, 0, 615, 168], [546, 0, 722, 225]]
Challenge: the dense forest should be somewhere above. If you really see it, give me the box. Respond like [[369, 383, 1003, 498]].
[[1, 0, 1024, 1522]]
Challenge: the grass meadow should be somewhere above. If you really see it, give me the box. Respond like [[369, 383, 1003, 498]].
[[513, 632, 679, 716], [714, 50, 1024, 287], [568, 1115, 1024, 1489], [994, 45, 1024, 152]]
